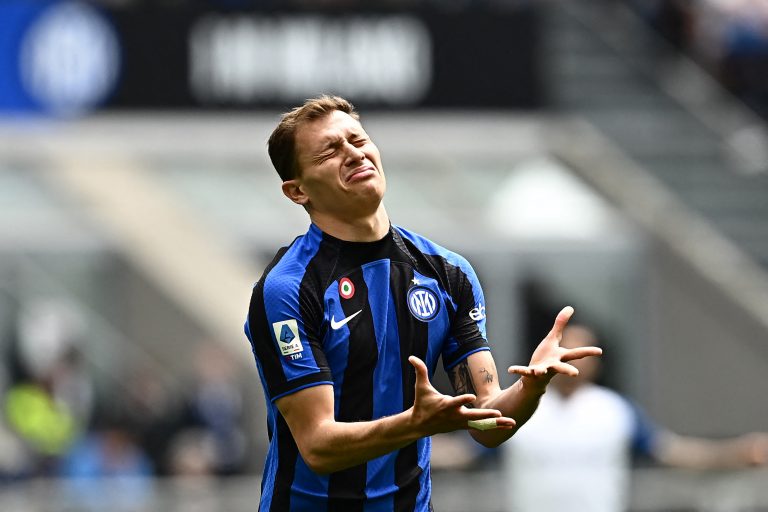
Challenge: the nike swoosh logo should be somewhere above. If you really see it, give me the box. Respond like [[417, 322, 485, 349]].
[[330, 309, 363, 330]]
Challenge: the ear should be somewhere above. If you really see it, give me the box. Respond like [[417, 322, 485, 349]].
[[281, 179, 309, 206]]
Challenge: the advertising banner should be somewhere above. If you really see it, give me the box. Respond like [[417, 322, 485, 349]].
[[1, 2, 541, 115]]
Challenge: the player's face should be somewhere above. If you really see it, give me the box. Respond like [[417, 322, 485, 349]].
[[291, 110, 386, 218]]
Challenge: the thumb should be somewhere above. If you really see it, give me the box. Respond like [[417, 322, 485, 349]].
[[549, 306, 575, 340], [409, 355, 429, 386]]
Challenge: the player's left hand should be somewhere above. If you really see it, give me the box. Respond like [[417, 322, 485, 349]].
[[507, 306, 602, 390]]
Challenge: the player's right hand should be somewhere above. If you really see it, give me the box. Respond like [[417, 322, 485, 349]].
[[407, 356, 515, 436]]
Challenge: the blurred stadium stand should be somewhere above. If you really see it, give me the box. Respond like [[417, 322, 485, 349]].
[[540, 0, 768, 437], [1, 0, 768, 510]]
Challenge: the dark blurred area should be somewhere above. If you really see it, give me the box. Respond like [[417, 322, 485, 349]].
[[0, 299, 248, 485], [0, 0, 543, 116], [628, 0, 768, 120]]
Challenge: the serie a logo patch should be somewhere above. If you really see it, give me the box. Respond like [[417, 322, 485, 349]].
[[271, 319, 303, 356]]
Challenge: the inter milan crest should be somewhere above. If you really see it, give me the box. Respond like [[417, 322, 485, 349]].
[[339, 277, 355, 299], [407, 286, 439, 321]]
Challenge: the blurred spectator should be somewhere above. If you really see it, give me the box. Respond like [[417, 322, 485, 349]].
[[178, 343, 248, 476], [4, 382, 78, 462], [14, 298, 95, 426], [630, 0, 768, 119], [0, 422, 32, 481], [500, 324, 768, 512], [121, 365, 185, 476], [2, 298, 94, 475], [58, 408, 154, 512], [167, 428, 218, 476], [115, 342, 249, 478], [165, 429, 224, 512], [711, 0, 768, 118], [644, 0, 696, 49]]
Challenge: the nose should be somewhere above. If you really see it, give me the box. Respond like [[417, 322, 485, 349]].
[[343, 142, 365, 165]]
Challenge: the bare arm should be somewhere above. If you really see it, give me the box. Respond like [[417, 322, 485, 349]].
[[448, 306, 602, 447], [653, 431, 768, 469], [276, 356, 515, 474], [448, 352, 546, 447]]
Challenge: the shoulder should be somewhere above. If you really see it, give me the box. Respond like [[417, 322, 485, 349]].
[[393, 225, 474, 274], [259, 227, 328, 297], [575, 385, 635, 420]]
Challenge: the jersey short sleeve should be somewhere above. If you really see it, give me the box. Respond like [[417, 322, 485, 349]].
[[393, 226, 491, 371], [246, 257, 332, 402], [441, 255, 490, 370], [626, 399, 661, 458]]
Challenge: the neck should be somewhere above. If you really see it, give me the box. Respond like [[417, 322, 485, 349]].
[[552, 380, 586, 400], [310, 204, 390, 242]]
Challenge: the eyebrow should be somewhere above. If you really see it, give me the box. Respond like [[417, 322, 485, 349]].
[[315, 130, 364, 155], [308, 138, 339, 163], [318, 136, 343, 152]]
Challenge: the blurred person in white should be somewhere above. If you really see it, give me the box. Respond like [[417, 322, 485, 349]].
[[501, 324, 768, 512], [16, 298, 95, 426], [0, 357, 32, 479], [2, 298, 95, 473]]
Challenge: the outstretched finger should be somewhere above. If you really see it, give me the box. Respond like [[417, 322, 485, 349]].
[[561, 346, 603, 362], [549, 362, 579, 377], [467, 416, 517, 430], [449, 393, 479, 408], [409, 356, 431, 388], [548, 306, 575, 340], [462, 407, 504, 421], [507, 365, 549, 377], [508, 362, 578, 377]]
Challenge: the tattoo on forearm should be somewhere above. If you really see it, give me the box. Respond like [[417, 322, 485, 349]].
[[479, 367, 494, 384], [449, 360, 476, 402]]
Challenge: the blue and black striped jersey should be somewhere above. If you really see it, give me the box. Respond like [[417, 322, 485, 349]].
[[245, 223, 489, 512]]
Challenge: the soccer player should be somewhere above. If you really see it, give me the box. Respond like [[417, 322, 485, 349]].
[[244, 95, 602, 511]]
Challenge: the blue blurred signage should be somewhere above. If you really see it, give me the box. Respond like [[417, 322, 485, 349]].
[[0, 0, 120, 116]]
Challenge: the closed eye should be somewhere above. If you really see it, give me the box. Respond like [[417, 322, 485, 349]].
[[314, 148, 337, 163]]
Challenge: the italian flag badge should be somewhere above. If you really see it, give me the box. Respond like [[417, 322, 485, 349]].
[[339, 277, 355, 299]]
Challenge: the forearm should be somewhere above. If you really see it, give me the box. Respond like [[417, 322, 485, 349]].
[[450, 306, 601, 447], [654, 432, 767, 470], [303, 409, 423, 474], [470, 376, 547, 447], [447, 352, 549, 447], [281, 359, 510, 475]]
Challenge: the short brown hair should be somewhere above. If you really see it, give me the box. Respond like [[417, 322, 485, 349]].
[[268, 95, 359, 182]]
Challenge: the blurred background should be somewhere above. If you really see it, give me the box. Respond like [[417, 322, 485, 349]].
[[1, 0, 768, 510]]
